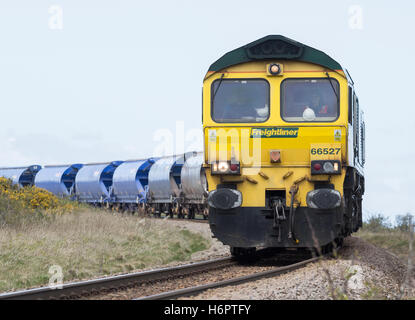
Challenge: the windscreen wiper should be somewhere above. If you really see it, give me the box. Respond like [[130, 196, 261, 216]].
[[325, 72, 339, 102], [212, 73, 225, 101]]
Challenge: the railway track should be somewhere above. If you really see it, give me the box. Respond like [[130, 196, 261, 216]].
[[165, 217, 208, 224], [0, 250, 323, 300], [137, 256, 320, 300], [106, 206, 209, 222], [138, 215, 208, 224], [115, 212, 209, 223], [0, 257, 235, 300], [145, 215, 208, 224]]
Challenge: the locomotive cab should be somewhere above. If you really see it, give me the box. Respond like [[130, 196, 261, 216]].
[[203, 35, 365, 256]]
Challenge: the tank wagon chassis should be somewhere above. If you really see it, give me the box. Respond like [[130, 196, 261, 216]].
[[145, 153, 208, 219]]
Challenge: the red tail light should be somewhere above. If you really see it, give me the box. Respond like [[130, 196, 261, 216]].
[[230, 163, 239, 172]]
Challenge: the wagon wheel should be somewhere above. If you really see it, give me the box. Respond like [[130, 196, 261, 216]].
[[177, 207, 184, 219], [137, 204, 145, 217], [203, 207, 208, 220], [187, 207, 195, 219]]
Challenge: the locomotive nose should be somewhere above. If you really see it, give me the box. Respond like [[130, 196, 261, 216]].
[[208, 188, 242, 210]]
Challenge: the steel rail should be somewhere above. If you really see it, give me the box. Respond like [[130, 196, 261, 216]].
[[136, 256, 321, 300], [166, 217, 208, 223], [146, 215, 208, 223], [0, 257, 235, 300]]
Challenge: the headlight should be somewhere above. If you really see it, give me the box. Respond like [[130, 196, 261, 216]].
[[211, 161, 240, 175], [323, 162, 334, 172], [217, 161, 229, 173]]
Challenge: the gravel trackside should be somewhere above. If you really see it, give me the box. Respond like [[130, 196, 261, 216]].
[[175, 232, 415, 300]]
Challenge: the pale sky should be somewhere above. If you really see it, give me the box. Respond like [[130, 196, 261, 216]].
[[0, 0, 414, 221]]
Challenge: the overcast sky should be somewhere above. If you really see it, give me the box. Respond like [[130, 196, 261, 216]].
[[0, 0, 414, 221]]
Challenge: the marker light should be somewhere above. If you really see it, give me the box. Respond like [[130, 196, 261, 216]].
[[211, 161, 241, 175], [311, 160, 341, 175], [269, 63, 281, 75]]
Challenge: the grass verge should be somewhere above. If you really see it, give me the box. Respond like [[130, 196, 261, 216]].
[[355, 213, 414, 266], [0, 210, 209, 292], [355, 229, 411, 261]]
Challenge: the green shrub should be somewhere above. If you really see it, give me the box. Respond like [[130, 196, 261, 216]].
[[395, 213, 414, 233], [0, 177, 80, 228], [362, 213, 392, 232]]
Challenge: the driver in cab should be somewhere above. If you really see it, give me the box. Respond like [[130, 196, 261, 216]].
[[305, 93, 328, 115]]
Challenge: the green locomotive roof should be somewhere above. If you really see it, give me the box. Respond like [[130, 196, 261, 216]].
[[208, 35, 343, 73]]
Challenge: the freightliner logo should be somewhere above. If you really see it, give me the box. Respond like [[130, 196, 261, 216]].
[[251, 127, 299, 138]]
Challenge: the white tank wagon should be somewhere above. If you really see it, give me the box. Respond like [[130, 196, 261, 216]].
[[34, 164, 83, 198], [0, 165, 41, 187], [147, 155, 186, 217], [180, 153, 208, 219], [111, 158, 155, 212], [74, 161, 123, 205]]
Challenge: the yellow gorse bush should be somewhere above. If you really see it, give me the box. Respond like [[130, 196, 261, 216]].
[[0, 177, 78, 215]]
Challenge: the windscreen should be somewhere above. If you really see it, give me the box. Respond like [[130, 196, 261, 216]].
[[211, 79, 269, 123], [281, 78, 339, 122]]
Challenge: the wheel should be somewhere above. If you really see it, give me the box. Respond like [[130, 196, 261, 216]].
[[203, 208, 208, 220], [319, 239, 343, 258], [230, 247, 257, 262], [137, 204, 146, 217], [335, 237, 344, 248], [187, 208, 193, 219], [155, 205, 161, 217], [178, 211, 183, 219]]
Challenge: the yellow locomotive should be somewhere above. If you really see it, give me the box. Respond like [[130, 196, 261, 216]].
[[203, 35, 365, 257]]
